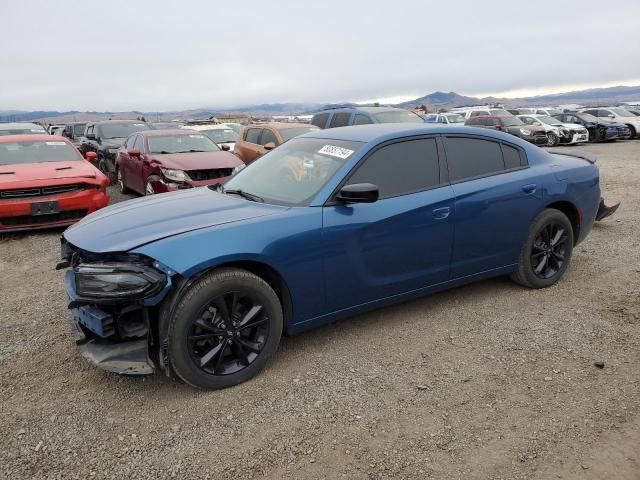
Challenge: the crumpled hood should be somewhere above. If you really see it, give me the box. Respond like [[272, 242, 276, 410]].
[[64, 187, 287, 253], [152, 151, 241, 170], [0, 160, 99, 185]]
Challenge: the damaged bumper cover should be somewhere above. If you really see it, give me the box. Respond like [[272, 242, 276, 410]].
[[63, 249, 174, 375]]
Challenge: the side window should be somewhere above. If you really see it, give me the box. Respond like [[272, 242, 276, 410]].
[[521, 116, 533, 125], [311, 113, 329, 128], [536, 110, 546, 115], [583, 109, 597, 117], [133, 135, 144, 152], [599, 109, 612, 117], [245, 128, 262, 144], [438, 116, 447, 124], [329, 112, 351, 128], [347, 138, 440, 199], [353, 114, 373, 125], [125, 135, 136, 149], [260, 128, 278, 146], [501, 144, 524, 169], [86, 125, 94, 136], [444, 137, 505, 182]]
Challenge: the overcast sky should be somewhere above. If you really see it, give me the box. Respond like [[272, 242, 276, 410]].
[[2, 0, 640, 111]]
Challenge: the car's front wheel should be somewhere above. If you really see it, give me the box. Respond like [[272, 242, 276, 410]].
[[511, 209, 574, 289], [168, 268, 283, 390], [117, 169, 130, 194], [547, 132, 559, 147]]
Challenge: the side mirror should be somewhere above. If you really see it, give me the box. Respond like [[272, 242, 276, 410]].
[[264, 142, 276, 150], [607, 114, 615, 119], [128, 149, 141, 158], [85, 151, 97, 162], [336, 183, 379, 204], [220, 144, 230, 151], [86, 133, 96, 140]]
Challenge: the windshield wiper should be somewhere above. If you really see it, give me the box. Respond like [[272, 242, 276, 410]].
[[222, 187, 264, 202], [176, 149, 207, 153]]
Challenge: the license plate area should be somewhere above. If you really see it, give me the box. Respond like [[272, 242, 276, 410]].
[[31, 201, 59, 216]]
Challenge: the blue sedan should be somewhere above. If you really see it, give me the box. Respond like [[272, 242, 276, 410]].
[[60, 124, 601, 389]]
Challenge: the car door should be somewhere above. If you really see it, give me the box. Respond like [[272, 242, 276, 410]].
[[322, 137, 455, 311], [238, 127, 264, 164], [118, 134, 136, 186], [442, 135, 543, 278]]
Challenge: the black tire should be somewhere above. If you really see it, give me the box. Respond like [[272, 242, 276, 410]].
[[116, 168, 131, 194], [547, 132, 559, 147], [511, 209, 574, 289], [627, 125, 636, 140], [168, 268, 283, 390]]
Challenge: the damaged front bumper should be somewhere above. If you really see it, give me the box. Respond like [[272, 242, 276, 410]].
[[63, 251, 173, 375]]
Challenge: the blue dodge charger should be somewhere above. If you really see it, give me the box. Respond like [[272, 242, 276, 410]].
[[60, 124, 601, 389]]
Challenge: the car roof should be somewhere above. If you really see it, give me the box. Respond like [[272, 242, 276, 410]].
[[244, 122, 317, 129], [182, 124, 233, 130], [300, 123, 521, 144], [0, 122, 46, 129], [91, 119, 149, 125], [0, 134, 70, 143], [138, 129, 198, 137], [318, 106, 407, 114]]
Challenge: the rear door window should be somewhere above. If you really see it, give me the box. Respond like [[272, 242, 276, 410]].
[[501, 144, 524, 169], [329, 113, 352, 128], [444, 137, 506, 182], [353, 114, 373, 125], [311, 113, 329, 128]]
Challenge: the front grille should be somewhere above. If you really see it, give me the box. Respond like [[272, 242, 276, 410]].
[[187, 168, 233, 181], [0, 209, 87, 226], [0, 184, 86, 199]]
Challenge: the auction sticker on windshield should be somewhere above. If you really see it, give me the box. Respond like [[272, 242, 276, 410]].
[[318, 145, 354, 159]]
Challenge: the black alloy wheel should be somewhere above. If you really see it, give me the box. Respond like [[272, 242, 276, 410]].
[[530, 222, 569, 279], [547, 132, 559, 147], [168, 268, 283, 389], [511, 209, 574, 289], [187, 292, 268, 376]]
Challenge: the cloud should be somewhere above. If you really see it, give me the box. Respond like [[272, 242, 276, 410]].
[[2, 0, 640, 110]]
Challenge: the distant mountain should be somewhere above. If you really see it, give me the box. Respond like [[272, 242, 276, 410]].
[[6, 85, 640, 123], [522, 85, 640, 105]]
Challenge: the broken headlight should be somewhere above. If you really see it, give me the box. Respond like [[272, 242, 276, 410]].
[[75, 262, 166, 300]]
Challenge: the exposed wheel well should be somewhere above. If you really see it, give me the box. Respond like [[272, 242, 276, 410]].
[[210, 261, 294, 334], [546, 201, 580, 244]]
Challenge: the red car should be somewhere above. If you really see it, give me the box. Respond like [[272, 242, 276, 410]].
[[0, 135, 109, 232], [115, 130, 244, 195]]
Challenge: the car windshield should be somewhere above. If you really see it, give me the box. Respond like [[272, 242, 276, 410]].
[[222, 137, 364, 206], [73, 124, 86, 135], [502, 117, 524, 126], [202, 129, 238, 144], [578, 113, 598, 122], [537, 115, 560, 125], [280, 126, 320, 142], [148, 134, 220, 154], [544, 109, 562, 116], [610, 108, 634, 117], [100, 122, 150, 139], [445, 114, 465, 123], [0, 140, 82, 165], [372, 110, 424, 123]]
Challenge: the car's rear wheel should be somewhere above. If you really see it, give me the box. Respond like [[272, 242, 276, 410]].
[[547, 132, 559, 147], [168, 268, 283, 390], [117, 169, 130, 194], [511, 209, 574, 289]]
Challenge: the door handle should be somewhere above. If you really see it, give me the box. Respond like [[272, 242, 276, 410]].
[[432, 206, 451, 219], [522, 183, 537, 194]]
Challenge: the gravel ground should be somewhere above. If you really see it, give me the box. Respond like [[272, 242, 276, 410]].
[[1, 142, 639, 480]]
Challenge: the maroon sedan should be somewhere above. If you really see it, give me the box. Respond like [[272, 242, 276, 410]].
[[115, 130, 244, 195]]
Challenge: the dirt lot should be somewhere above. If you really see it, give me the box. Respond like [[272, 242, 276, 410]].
[[1, 141, 639, 480]]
